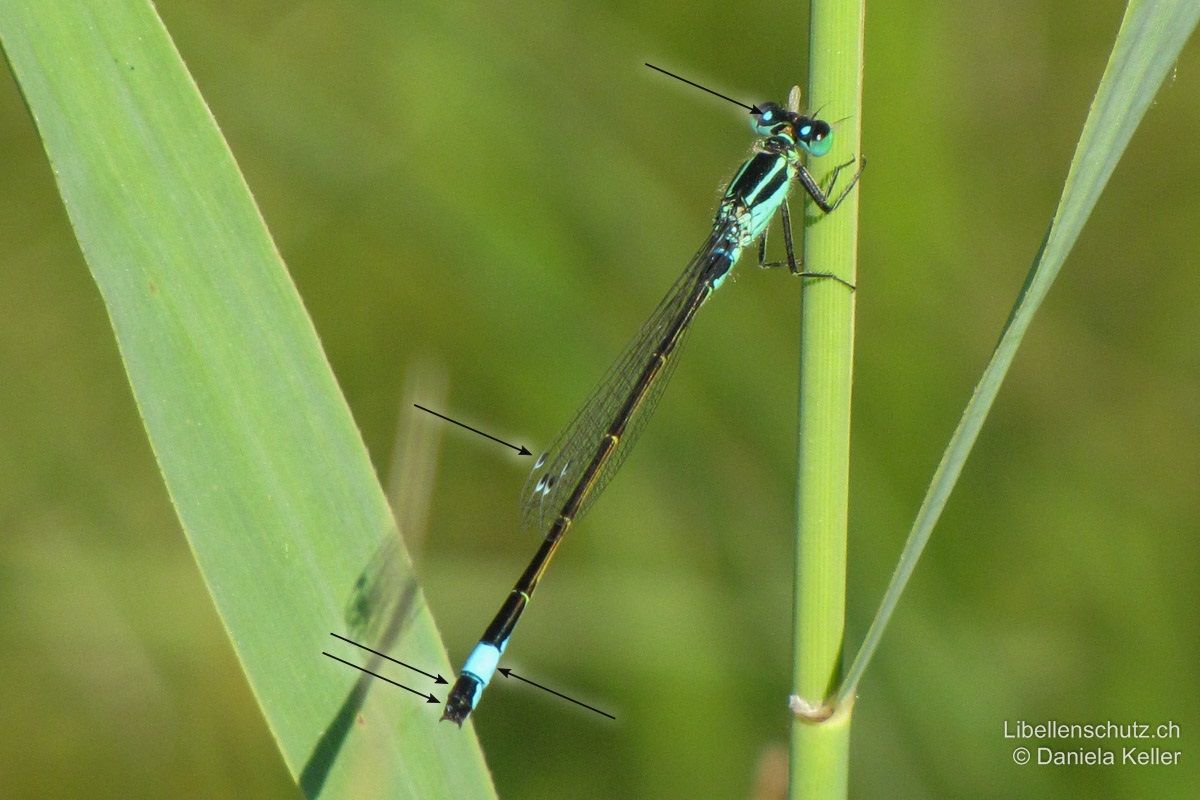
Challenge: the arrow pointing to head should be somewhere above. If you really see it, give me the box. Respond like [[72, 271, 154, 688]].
[[644, 63, 758, 115]]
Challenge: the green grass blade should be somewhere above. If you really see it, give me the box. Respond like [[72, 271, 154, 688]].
[[0, 3, 494, 796], [838, 0, 1200, 706]]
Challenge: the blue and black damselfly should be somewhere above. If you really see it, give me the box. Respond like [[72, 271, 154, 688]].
[[442, 88, 864, 724]]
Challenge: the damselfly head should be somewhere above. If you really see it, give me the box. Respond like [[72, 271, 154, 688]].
[[751, 103, 834, 157]]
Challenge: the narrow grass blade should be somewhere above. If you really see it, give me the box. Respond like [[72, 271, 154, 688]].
[[0, 3, 494, 796], [838, 0, 1200, 706]]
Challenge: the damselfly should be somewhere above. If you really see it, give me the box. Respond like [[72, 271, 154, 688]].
[[442, 87, 864, 724]]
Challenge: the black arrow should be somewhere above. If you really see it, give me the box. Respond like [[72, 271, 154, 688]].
[[497, 668, 615, 720], [644, 63, 763, 115], [330, 632, 448, 684], [413, 404, 531, 456], [322, 652, 440, 704]]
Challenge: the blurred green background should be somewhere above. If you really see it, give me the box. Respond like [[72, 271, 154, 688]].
[[1, 1, 1197, 798]]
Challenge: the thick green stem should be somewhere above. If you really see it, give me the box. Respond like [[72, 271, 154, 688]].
[[790, 1, 865, 798]]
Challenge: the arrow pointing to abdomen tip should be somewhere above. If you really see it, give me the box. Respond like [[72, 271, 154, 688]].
[[322, 652, 439, 704], [330, 632, 448, 684], [414, 404, 531, 456]]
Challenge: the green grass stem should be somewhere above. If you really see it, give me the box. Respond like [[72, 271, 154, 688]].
[[790, 1, 866, 797]]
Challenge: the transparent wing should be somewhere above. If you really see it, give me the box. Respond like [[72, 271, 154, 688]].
[[520, 216, 740, 533]]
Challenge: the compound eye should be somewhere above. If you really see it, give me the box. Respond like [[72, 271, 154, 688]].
[[751, 102, 787, 135], [798, 120, 833, 156], [797, 120, 830, 142]]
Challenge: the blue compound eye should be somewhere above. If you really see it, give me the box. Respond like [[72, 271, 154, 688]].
[[751, 102, 787, 135], [797, 119, 832, 156]]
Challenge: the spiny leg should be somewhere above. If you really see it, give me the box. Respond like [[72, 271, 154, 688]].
[[797, 154, 867, 214], [780, 197, 799, 274], [755, 201, 800, 274], [821, 157, 855, 197], [757, 197, 855, 290]]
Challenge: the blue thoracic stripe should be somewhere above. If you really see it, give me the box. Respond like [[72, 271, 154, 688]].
[[752, 164, 788, 207], [727, 159, 752, 192], [728, 152, 785, 205], [721, 150, 795, 245]]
